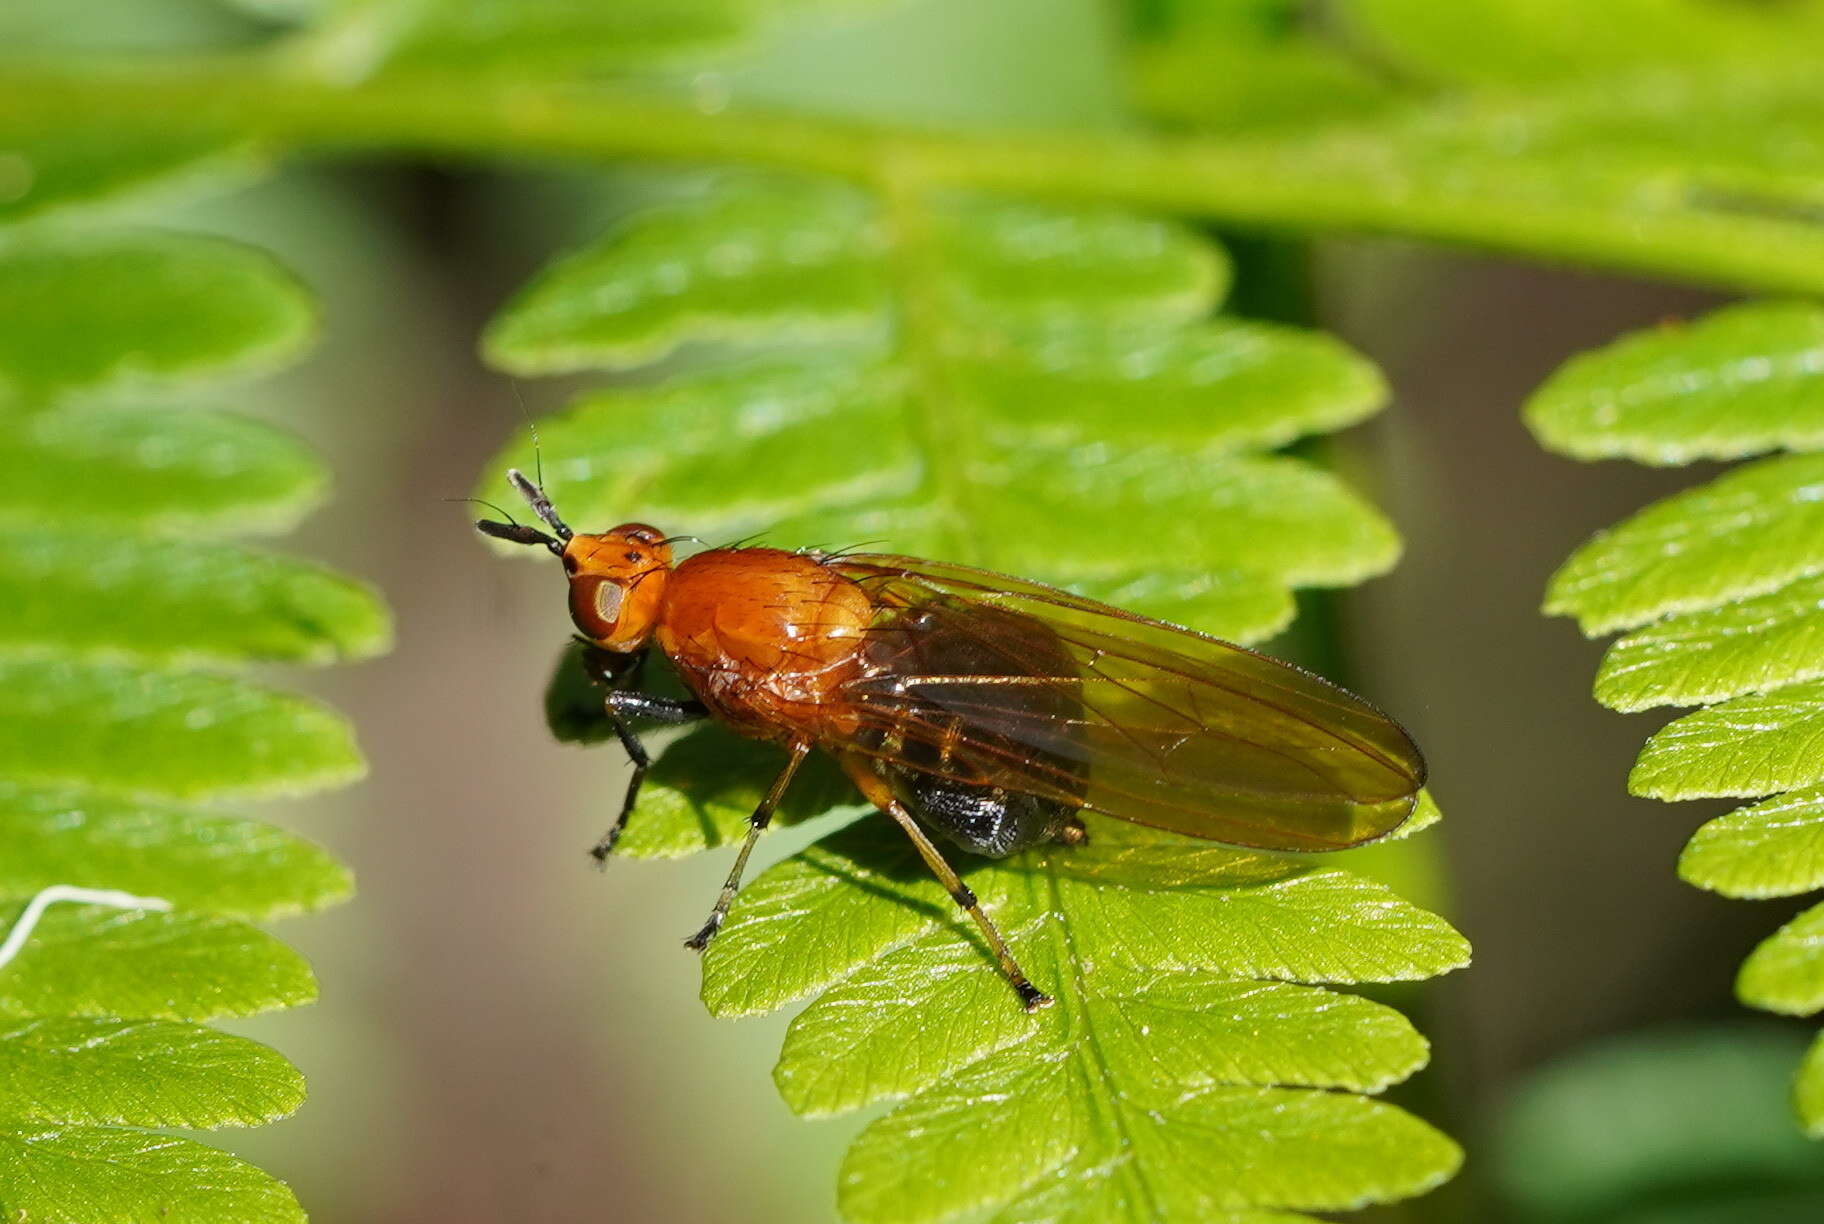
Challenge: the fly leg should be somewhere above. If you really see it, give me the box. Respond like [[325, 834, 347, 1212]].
[[591, 689, 708, 863], [684, 740, 811, 951], [839, 755, 1051, 1012]]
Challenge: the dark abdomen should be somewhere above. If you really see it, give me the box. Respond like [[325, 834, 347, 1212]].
[[860, 601, 1088, 858]]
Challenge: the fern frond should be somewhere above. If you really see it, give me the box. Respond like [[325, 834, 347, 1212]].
[[1534, 300, 1824, 1137], [0, 222, 382, 1219], [479, 177, 1464, 1218]]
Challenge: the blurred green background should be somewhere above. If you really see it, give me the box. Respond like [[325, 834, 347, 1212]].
[[10, 0, 1824, 1220]]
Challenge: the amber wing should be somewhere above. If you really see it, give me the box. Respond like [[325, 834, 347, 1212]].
[[829, 556, 1425, 852]]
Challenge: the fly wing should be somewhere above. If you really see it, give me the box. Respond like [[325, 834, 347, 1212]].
[[829, 555, 1424, 851]]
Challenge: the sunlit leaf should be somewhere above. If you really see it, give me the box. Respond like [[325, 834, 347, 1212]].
[[482, 357, 1393, 633], [1526, 303, 1824, 466], [482, 183, 1223, 375], [0, 1017, 302, 1128], [613, 724, 862, 859], [0, 656, 363, 802], [703, 825, 1467, 1018], [0, 901, 313, 1021], [0, 121, 364, 1221], [1681, 788, 1824, 901], [777, 969, 1428, 1118], [842, 1073, 1455, 1224], [1546, 454, 1824, 636], [963, 320, 1385, 454], [0, 407, 325, 535], [1540, 297, 1824, 1139], [1631, 681, 1824, 800], [1596, 575, 1824, 712], [697, 822, 1464, 1221], [0, 529, 389, 667], [0, 118, 258, 228], [0, 781, 350, 920], [483, 183, 886, 374], [484, 170, 1445, 1218], [1738, 902, 1824, 1016], [0, 231, 315, 407], [0, 1126, 304, 1224]]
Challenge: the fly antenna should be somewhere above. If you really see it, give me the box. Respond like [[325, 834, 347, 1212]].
[[509, 379, 547, 494], [476, 515, 564, 555], [507, 468, 573, 542], [445, 496, 522, 525]]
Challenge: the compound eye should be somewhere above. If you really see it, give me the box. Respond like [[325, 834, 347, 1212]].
[[595, 581, 625, 625]]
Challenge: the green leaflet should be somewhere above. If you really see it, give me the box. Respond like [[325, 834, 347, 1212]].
[[1541, 303, 1824, 1138], [0, 117, 257, 228], [701, 824, 1468, 1017], [482, 183, 888, 371], [483, 170, 1453, 1217], [1681, 789, 1824, 900], [482, 183, 1224, 374], [695, 821, 1465, 1220], [480, 184, 1392, 635], [0, 901, 313, 1021], [0, 231, 315, 408], [1545, 453, 1824, 636], [613, 723, 863, 859], [0, 1017, 302, 1127], [775, 965, 1429, 1118], [0, 532, 390, 671], [0, 656, 363, 802], [1596, 575, 1824, 712], [1631, 681, 1824, 800], [1527, 303, 1824, 466], [0, 782, 351, 920], [1738, 901, 1824, 1016], [0, 212, 371, 1219], [0, 529, 390, 667], [0, 1127, 303, 1224], [0, 407, 325, 535], [843, 1076, 1454, 1224]]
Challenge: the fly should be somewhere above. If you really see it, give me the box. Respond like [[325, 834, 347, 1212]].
[[478, 470, 1426, 1011]]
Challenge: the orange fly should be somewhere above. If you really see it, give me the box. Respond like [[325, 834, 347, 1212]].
[[479, 470, 1425, 1010]]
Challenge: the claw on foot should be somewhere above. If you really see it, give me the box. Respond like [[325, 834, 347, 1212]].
[[683, 918, 721, 951], [1018, 983, 1053, 1013]]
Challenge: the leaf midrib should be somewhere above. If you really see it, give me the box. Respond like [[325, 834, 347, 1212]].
[[1038, 857, 1164, 1221]]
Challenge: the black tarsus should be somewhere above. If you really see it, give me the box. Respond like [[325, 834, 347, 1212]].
[[684, 742, 811, 950], [580, 647, 709, 862]]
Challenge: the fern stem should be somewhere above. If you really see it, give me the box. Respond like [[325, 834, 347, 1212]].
[[8, 57, 1824, 295]]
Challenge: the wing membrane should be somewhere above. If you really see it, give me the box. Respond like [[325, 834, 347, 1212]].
[[831, 555, 1424, 851]]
